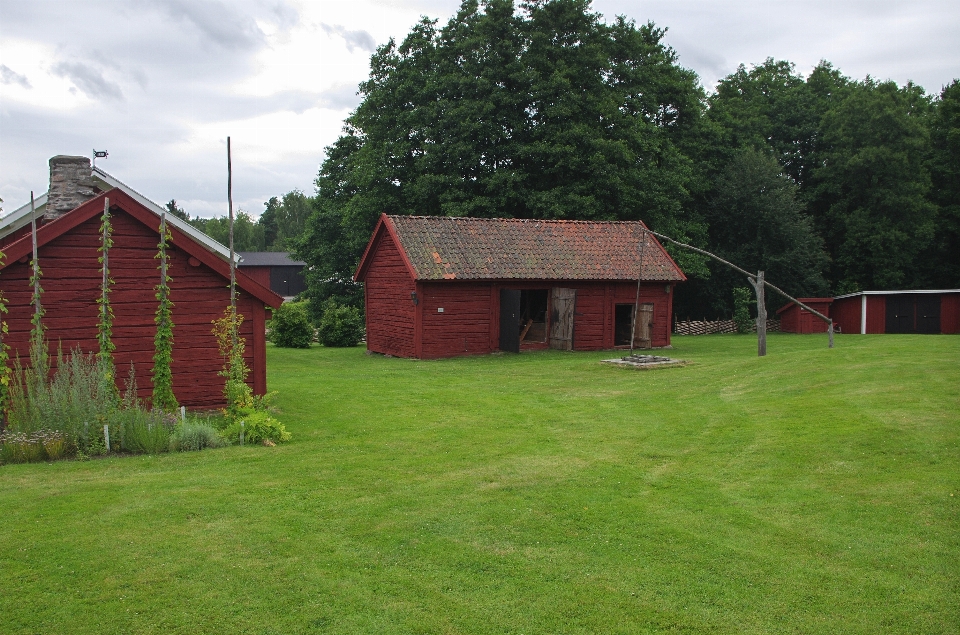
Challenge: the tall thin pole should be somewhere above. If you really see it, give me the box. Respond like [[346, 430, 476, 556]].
[[102, 197, 110, 327], [30, 192, 40, 328], [227, 136, 237, 348], [629, 228, 647, 356]]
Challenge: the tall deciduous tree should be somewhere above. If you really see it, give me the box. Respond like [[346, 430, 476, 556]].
[[705, 147, 829, 314], [298, 0, 709, 309], [808, 79, 936, 291], [926, 80, 960, 287]]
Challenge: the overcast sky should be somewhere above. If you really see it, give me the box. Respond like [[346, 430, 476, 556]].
[[2, 0, 958, 219]]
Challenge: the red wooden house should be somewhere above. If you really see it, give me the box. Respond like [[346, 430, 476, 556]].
[[776, 298, 834, 334], [0, 157, 283, 408], [354, 214, 685, 359], [831, 290, 960, 334]]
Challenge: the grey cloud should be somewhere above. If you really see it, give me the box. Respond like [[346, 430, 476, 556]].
[[319, 83, 363, 111], [0, 65, 32, 89], [152, 0, 265, 50], [321, 23, 377, 53], [51, 61, 124, 101]]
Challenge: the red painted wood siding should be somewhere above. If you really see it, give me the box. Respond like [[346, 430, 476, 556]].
[[241, 266, 271, 288], [831, 297, 861, 334], [0, 209, 262, 408], [942, 294, 960, 334], [865, 296, 885, 333], [418, 282, 493, 358], [363, 231, 416, 357], [779, 301, 832, 334]]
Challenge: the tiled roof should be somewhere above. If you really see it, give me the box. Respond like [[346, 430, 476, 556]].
[[385, 215, 685, 282]]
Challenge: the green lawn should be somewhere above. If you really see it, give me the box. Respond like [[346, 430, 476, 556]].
[[2, 334, 958, 634]]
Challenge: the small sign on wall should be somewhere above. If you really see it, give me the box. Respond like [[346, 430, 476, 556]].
[[438, 307, 444, 313]]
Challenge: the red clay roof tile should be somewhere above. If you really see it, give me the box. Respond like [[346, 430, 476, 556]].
[[385, 215, 685, 282]]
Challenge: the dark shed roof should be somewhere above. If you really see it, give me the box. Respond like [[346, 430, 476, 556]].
[[238, 252, 306, 267], [358, 215, 686, 282]]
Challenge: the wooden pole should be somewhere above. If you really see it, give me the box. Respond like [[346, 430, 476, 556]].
[[748, 270, 767, 357], [30, 192, 40, 329], [227, 137, 237, 349], [102, 197, 110, 328], [647, 229, 834, 349], [629, 229, 647, 356]]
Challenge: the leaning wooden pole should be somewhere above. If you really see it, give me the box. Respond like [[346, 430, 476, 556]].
[[647, 229, 834, 351], [748, 270, 767, 356], [227, 136, 237, 350], [629, 229, 647, 356]]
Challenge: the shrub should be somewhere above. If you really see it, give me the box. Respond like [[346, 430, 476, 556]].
[[220, 411, 291, 445], [117, 408, 174, 455], [733, 287, 754, 334], [170, 421, 225, 452], [271, 301, 314, 348], [317, 303, 364, 347]]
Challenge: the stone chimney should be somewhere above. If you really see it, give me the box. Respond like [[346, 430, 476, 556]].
[[46, 155, 96, 220]]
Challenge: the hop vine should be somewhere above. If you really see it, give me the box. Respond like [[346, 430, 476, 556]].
[[0, 250, 11, 415], [151, 214, 178, 412], [97, 201, 116, 368]]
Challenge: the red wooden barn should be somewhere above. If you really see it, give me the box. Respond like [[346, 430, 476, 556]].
[[354, 214, 685, 359], [0, 156, 283, 408], [831, 290, 960, 334], [776, 298, 834, 334]]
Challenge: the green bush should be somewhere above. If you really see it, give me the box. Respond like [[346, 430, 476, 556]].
[[271, 301, 314, 348], [317, 303, 364, 347], [117, 409, 174, 455], [220, 411, 291, 445], [170, 421, 226, 452]]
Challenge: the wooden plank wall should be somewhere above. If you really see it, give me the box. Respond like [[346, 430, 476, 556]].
[[0, 210, 260, 408], [418, 282, 493, 358], [942, 294, 960, 334], [364, 232, 416, 357], [830, 297, 861, 334]]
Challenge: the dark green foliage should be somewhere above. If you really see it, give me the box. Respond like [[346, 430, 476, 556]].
[[164, 199, 190, 222], [260, 190, 312, 251], [190, 211, 266, 252], [808, 78, 936, 291], [298, 0, 709, 307], [317, 303, 364, 347], [270, 302, 314, 348], [732, 287, 754, 333], [926, 80, 960, 287]]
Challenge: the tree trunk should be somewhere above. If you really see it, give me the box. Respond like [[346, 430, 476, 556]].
[[749, 270, 767, 357]]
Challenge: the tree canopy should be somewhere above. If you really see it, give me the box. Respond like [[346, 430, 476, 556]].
[[294, 0, 958, 318]]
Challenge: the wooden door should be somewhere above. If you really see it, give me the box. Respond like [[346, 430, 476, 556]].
[[499, 288, 521, 353], [549, 288, 577, 350], [634, 302, 654, 349]]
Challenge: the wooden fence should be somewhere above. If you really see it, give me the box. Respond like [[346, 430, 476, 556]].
[[673, 318, 781, 336]]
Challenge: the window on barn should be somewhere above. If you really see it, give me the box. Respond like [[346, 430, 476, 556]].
[[519, 289, 548, 343], [614, 304, 634, 346]]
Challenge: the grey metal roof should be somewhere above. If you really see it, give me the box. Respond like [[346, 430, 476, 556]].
[[1, 167, 235, 262], [237, 252, 306, 267], [834, 289, 960, 300]]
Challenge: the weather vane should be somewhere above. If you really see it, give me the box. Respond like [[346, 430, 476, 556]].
[[92, 149, 108, 168]]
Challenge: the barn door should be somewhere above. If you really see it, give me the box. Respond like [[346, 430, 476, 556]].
[[499, 288, 521, 353], [549, 288, 577, 350], [916, 295, 941, 334], [634, 302, 654, 349], [885, 295, 914, 333]]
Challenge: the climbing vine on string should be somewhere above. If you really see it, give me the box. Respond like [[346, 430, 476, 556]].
[[151, 212, 178, 412], [97, 198, 116, 374]]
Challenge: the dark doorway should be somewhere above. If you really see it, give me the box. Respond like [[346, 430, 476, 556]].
[[519, 289, 548, 343], [916, 295, 941, 334], [886, 295, 915, 333], [499, 288, 521, 353], [614, 304, 634, 346]]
